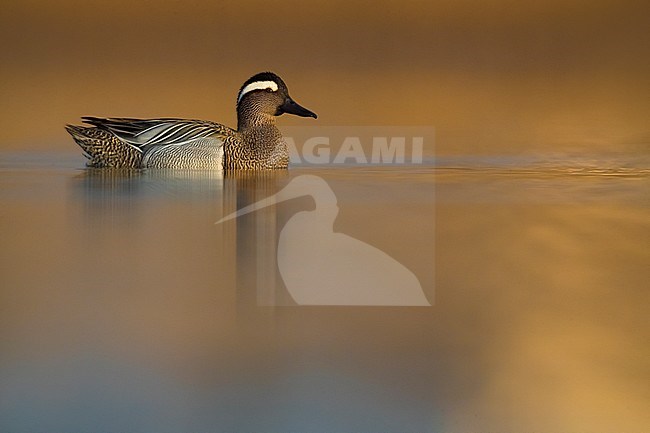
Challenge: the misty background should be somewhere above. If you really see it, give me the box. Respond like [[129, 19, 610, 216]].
[[1, 0, 648, 156]]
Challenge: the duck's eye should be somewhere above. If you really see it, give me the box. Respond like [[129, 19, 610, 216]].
[[265, 88, 273, 93]]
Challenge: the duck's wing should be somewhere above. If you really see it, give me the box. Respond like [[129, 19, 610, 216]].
[[82, 117, 235, 149]]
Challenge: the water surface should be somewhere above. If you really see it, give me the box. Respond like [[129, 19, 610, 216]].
[[0, 152, 648, 432]]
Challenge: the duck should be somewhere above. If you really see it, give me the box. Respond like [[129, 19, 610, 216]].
[[65, 72, 317, 169]]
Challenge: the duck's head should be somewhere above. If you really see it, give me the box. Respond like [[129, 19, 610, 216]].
[[236, 72, 317, 125]]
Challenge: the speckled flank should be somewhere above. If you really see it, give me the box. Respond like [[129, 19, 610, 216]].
[[144, 138, 225, 170]]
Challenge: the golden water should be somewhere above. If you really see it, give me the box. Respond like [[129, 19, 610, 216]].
[[1, 152, 647, 432]]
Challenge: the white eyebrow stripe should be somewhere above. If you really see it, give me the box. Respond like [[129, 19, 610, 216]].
[[237, 80, 279, 102]]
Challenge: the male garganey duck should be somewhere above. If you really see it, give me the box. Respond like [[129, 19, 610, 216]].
[[66, 72, 317, 169]]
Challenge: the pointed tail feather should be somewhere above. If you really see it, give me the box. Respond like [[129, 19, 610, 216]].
[[65, 124, 142, 168]]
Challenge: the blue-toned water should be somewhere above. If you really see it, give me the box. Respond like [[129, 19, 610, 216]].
[[0, 152, 648, 432]]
